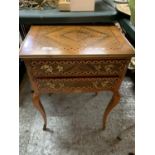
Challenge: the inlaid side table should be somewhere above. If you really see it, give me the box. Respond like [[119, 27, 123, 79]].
[[19, 25, 134, 130]]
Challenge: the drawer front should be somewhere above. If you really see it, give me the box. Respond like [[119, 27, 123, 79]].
[[34, 77, 119, 93], [26, 59, 128, 77]]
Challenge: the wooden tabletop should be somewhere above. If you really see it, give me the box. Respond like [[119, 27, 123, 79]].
[[19, 25, 134, 58]]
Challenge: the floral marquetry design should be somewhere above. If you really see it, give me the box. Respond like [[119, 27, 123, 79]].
[[93, 81, 111, 89], [40, 64, 64, 74], [101, 81, 111, 88], [94, 65, 102, 72], [26, 59, 129, 77], [40, 65, 53, 73], [45, 82, 65, 89], [105, 64, 115, 72], [56, 65, 63, 72], [35, 77, 118, 93], [46, 83, 56, 89]]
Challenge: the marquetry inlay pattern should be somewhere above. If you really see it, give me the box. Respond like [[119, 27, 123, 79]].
[[39, 26, 111, 50], [19, 25, 134, 130], [26, 59, 128, 77], [35, 78, 118, 92]]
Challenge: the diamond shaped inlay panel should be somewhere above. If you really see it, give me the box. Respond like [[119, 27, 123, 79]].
[[61, 27, 108, 42], [45, 26, 113, 50]]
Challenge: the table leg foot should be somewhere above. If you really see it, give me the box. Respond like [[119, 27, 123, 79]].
[[92, 92, 98, 97], [32, 92, 47, 130], [95, 92, 98, 96], [102, 91, 120, 129], [102, 125, 106, 130], [43, 124, 47, 131]]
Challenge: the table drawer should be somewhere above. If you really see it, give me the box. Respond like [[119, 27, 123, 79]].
[[26, 59, 129, 77], [34, 77, 119, 93]]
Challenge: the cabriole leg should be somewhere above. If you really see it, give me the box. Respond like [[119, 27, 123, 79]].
[[102, 91, 120, 130], [32, 92, 47, 130]]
